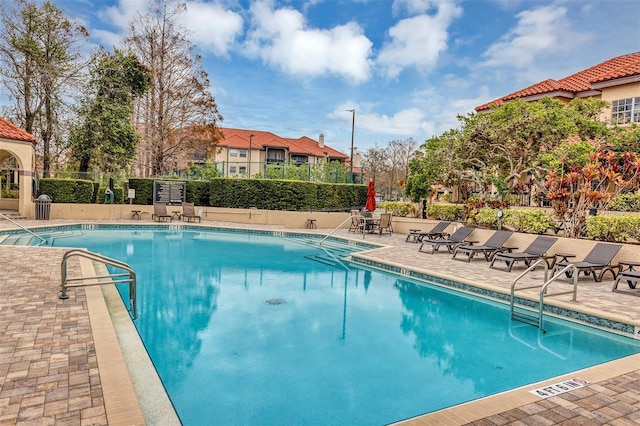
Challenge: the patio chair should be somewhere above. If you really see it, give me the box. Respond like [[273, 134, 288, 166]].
[[181, 202, 201, 223], [152, 203, 172, 222], [551, 242, 622, 282], [452, 230, 514, 262], [375, 213, 393, 236], [490, 236, 558, 272], [418, 226, 474, 254], [348, 212, 363, 233], [406, 221, 451, 242]]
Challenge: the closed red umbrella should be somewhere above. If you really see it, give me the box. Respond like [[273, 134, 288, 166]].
[[365, 180, 376, 211]]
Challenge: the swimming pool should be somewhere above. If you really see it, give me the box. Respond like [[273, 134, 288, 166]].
[[21, 227, 640, 424]]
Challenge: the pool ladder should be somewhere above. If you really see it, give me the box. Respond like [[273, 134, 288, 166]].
[[60, 249, 137, 319], [510, 259, 578, 332]]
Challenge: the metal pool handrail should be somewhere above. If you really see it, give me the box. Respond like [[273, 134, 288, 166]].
[[0, 213, 47, 245], [320, 216, 353, 246], [60, 249, 137, 319]]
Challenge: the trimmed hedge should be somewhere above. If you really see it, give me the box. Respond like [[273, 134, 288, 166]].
[[608, 193, 640, 212], [504, 209, 556, 234], [124, 178, 368, 211], [378, 201, 420, 217], [426, 203, 466, 221], [586, 214, 640, 242], [37, 178, 98, 203]]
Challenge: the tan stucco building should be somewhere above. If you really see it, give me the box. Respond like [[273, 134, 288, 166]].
[[0, 117, 36, 218], [476, 51, 640, 126]]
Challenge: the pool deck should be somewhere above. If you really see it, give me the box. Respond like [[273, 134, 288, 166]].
[[1, 218, 639, 425]]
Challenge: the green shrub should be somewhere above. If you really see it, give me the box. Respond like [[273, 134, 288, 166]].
[[504, 209, 556, 234], [1, 188, 18, 199], [185, 180, 211, 205], [440, 193, 452, 202], [624, 215, 640, 242], [467, 207, 499, 228], [127, 178, 154, 205], [378, 201, 418, 217], [426, 203, 466, 221], [608, 193, 640, 212], [37, 178, 95, 203], [585, 214, 640, 242]]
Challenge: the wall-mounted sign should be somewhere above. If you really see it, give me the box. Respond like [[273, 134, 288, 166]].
[[153, 181, 185, 206]]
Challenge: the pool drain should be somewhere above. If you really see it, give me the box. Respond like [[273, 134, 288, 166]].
[[265, 298, 286, 305]]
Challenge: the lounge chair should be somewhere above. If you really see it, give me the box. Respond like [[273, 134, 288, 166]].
[[182, 202, 201, 223], [152, 203, 172, 222], [406, 221, 451, 242], [612, 269, 640, 292], [375, 213, 393, 236], [490, 236, 558, 271], [551, 242, 622, 282], [418, 226, 474, 254], [452, 230, 514, 262]]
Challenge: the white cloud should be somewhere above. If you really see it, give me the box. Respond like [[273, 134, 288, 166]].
[[102, 0, 148, 31], [482, 5, 588, 68], [94, 0, 242, 56], [90, 28, 124, 49], [178, 2, 243, 55], [330, 103, 434, 137], [243, 0, 373, 83], [377, 0, 462, 78]]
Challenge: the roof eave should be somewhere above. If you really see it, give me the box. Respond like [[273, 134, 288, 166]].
[[591, 75, 640, 90], [521, 90, 576, 102], [576, 89, 602, 98]]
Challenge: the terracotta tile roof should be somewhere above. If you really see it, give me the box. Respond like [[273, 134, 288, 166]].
[[476, 52, 640, 111], [219, 127, 348, 160], [0, 116, 36, 143], [285, 136, 348, 160]]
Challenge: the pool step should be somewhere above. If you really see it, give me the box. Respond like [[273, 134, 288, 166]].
[[304, 253, 350, 268], [0, 235, 35, 246]]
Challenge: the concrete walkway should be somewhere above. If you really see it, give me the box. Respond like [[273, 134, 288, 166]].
[[0, 218, 639, 425]]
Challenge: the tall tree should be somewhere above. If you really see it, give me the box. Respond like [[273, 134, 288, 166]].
[[69, 49, 151, 175], [124, 0, 223, 176], [0, 0, 89, 176], [360, 145, 386, 183], [384, 138, 417, 199]]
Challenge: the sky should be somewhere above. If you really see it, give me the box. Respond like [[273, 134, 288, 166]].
[[28, 0, 640, 155]]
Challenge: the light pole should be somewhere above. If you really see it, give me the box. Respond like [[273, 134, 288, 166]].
[[346, 109, 355, 183], [248, 134, 254, 178]]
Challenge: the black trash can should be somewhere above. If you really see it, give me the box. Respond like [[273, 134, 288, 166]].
[[35, 194, 52, 220]]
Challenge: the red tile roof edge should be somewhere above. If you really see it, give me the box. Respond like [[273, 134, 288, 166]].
[[476, 52, 640, 112], [219, 127, 348, 158], [0, 116, 36, 144]]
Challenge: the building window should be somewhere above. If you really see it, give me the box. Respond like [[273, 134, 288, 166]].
[[239, 166, 246, 174], [239, 149, 247, 158], [230, 149, 238, 157], [611, 97, 640, 125], [291, 155, 308, 164], [266, 149, 285, 164], [230, 165, 237, 173]]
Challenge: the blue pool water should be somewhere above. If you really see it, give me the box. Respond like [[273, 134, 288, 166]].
[[45, 227, 640, 425]]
